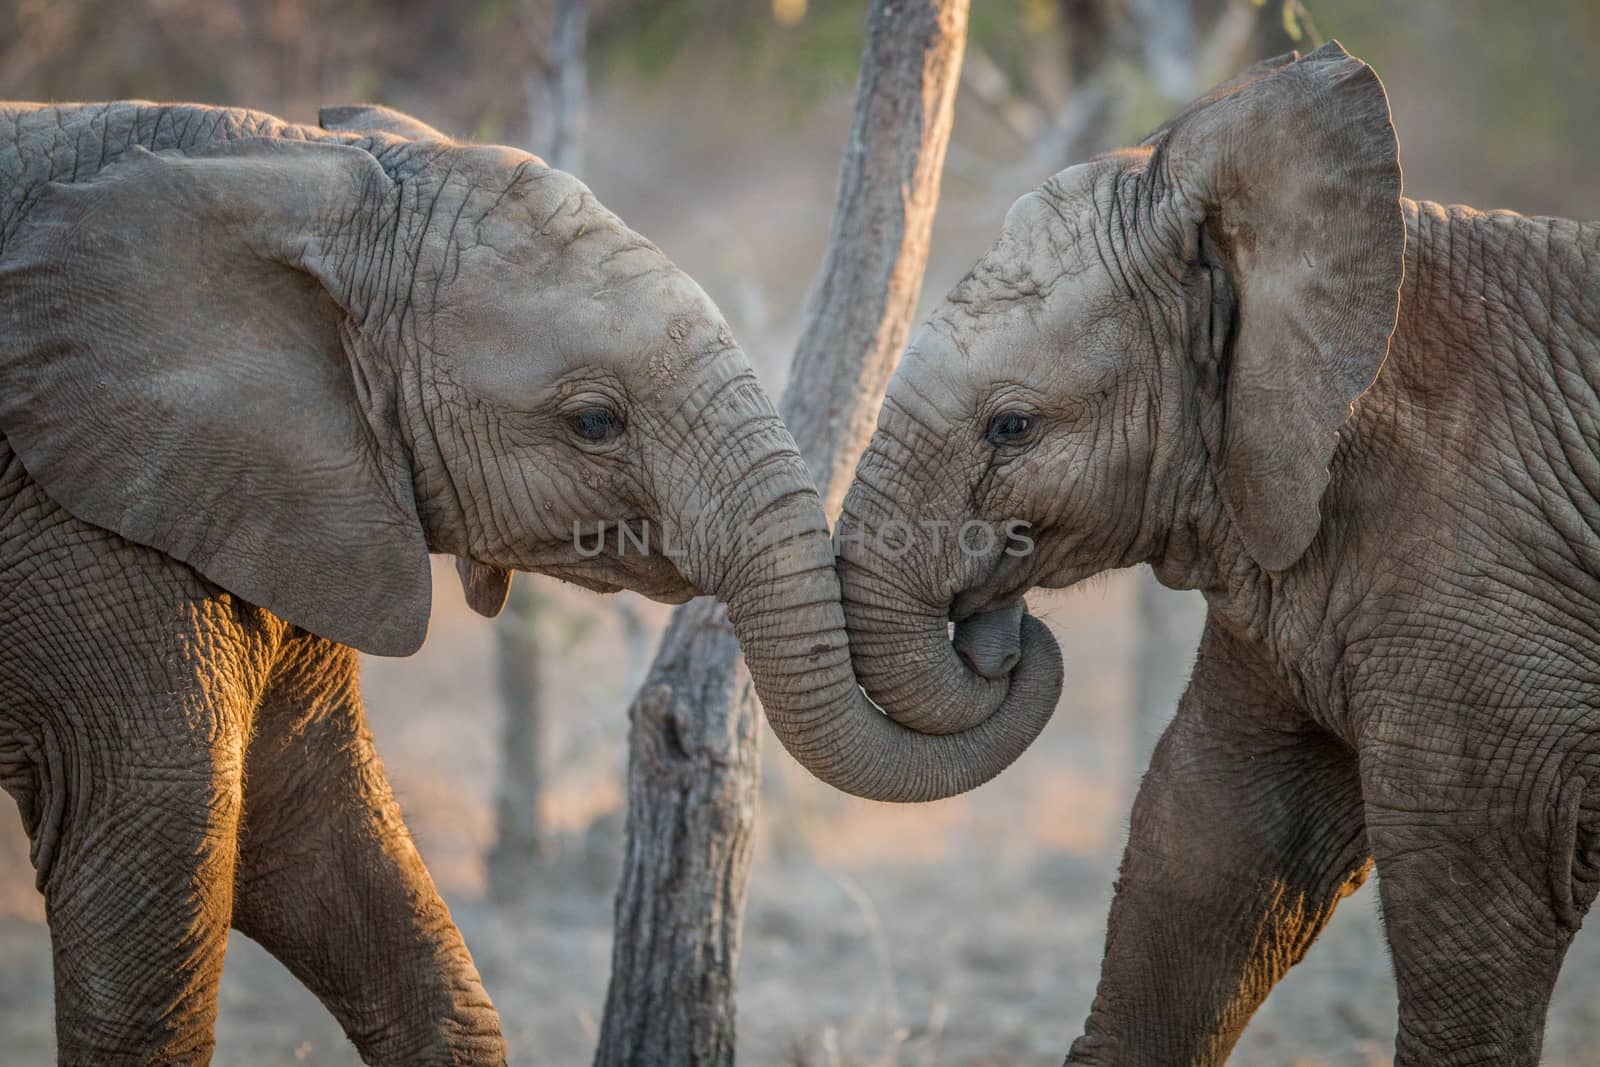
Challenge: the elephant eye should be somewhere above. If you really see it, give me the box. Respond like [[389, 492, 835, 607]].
[[570, 406, 625, 443], [985, 410, 1033, 445]]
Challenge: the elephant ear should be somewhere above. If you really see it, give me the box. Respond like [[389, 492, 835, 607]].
[[1159, 41, 1405, 570], [0, 139, 434, 656], [318, 103, 517, 621], [1140, 50, 1299, 146], [319, 104, 450, 141]]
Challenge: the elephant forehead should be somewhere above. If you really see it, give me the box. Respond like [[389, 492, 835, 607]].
[[887, 325, 998, 420], [907, 271, 1138, 408], [421, 161, 737, 386], [941, 181, 1109, 322], [578, 253, 735, 368], [433, 252, 732, 394], [435, 158, 649, 274]]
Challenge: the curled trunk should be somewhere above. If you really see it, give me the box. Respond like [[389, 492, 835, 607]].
[[834, 467, 1047, 740], [703, 440, 1061, 802]]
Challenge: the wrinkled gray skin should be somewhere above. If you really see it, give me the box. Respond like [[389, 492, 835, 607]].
[[0, 102, 1060, 1065], [838, 42, 1600, 1066]]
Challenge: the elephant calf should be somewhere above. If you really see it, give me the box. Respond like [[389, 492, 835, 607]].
[[0, 101, 1061, 1064], [836, 42, 1600, 1066]]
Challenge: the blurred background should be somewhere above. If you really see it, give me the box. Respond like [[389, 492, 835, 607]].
[[1, 1, 1597, 1063]]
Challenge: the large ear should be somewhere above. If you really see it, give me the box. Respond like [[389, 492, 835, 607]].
[[319, 104, 450, 141], [319, 103, 518, 621], [0, 139, 434, 656], [1139, 50, 1300, 147], [1159, 41, 1405, 570]]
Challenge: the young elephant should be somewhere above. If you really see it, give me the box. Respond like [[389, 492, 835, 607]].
[[0, 102, 1060, 1065], [836, 42, 1600, 1066]]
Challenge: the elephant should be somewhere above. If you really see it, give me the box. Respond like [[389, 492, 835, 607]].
[[0, 101, 1061, 1064], [834, 41, 1600, 1066]]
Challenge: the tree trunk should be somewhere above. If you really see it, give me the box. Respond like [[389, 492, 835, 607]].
[[487, 577, 550, 900], [525, 0, 587, 174], [595, 2, 970, 1063], [486, 0, 589, 904]]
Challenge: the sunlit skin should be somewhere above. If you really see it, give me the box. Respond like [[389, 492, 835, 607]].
[[0, 100, 820, 1065]]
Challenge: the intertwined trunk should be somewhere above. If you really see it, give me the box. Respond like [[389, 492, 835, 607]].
[[595, 2, 972, 1062]]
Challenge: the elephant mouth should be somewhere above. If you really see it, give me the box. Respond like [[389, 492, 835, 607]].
[[949, 550, 1037, 623], [541, 559, 696, 603], [523, 518, 699, 603]]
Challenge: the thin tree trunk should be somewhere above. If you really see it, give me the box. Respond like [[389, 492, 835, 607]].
[[487, 0, 588, 904], [595, 2, 970, 1063], [487, 578, 549, 900], [525, 0, 587, 174]]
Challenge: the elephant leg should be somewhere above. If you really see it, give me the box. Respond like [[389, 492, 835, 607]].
[[230, 637, 506, 1066], [1066, 621, 1369, 1067], [43, 712, 245, 1066], [1364, 734, 1584, 1066]]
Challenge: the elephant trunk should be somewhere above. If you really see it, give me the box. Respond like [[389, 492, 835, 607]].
[[834, 457, 1050, 738], [682, 410, 1061, 802]]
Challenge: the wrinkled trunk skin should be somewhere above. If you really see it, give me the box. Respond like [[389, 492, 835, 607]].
[[699, 435, 1062, 804], [626, 356, 1064, 804], [835, 444, 1043, 738], [732, 536, 1063, 802]]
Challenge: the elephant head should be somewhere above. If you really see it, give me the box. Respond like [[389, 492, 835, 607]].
[[836, 43, 1404, 732], [0, 104, 1058, 801]]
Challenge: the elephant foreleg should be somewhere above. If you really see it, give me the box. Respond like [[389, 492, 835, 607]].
[[43, 715, 245, 1066], [231, 638, 506, 1067], [1066, 620, 1369, 1067]]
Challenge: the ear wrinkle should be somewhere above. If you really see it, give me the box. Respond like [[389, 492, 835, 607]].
[[1189, 226, 1236, 466], [337, 317, 418, 517]]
